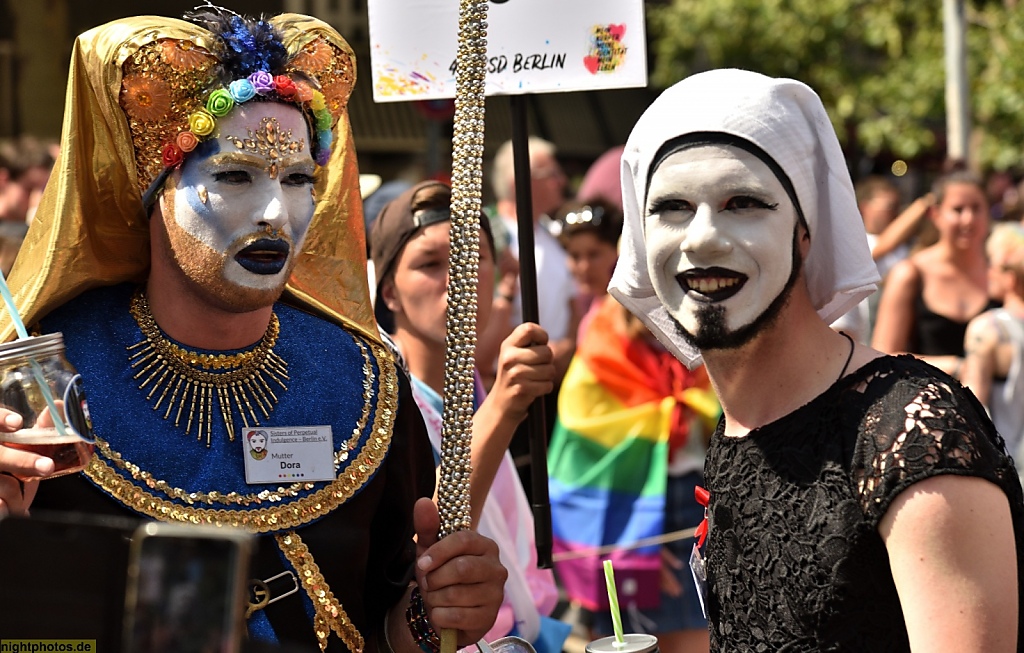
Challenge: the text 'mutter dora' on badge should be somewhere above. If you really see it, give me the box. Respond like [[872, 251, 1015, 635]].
[[242, 425, 335, 484]]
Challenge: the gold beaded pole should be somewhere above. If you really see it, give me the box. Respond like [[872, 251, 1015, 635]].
[[438, 1, 488, 652]]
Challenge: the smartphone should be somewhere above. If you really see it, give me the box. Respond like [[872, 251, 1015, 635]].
[[0, 511, 138, 646], [122, 522, 253, 653]]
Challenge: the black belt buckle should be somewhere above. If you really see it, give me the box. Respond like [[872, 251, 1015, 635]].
[[246, 570, 299, 618]]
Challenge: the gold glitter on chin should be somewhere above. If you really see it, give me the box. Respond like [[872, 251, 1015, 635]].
[[158, 191, 287, 313]]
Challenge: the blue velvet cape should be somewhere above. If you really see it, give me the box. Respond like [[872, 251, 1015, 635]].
[[33, 284, 435, 652]]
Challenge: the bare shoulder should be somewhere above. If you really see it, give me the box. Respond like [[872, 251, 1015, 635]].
[[879, 474, 1012, 543], [964, 310, 1002, 352], [880, 474, 1018, 652], [909, 244, 942, 267], [883, 257, 921, 293]]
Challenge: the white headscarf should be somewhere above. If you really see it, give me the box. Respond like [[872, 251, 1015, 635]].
[[608, 68, 879, 368]]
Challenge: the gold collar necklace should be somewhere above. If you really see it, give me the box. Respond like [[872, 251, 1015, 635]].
[[127, 289, 289, 446]]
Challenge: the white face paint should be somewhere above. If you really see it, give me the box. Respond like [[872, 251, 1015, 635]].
[[161, 102, 316, 310], [643, 144, 800, 348]]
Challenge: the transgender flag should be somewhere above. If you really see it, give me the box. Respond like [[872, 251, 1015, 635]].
[[547, 298, 718, 611]]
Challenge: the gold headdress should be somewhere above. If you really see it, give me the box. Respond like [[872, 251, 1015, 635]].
[[0, 14, 378, 345]]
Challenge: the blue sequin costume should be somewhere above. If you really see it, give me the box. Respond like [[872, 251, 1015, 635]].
[[34, 284, 435, 652]]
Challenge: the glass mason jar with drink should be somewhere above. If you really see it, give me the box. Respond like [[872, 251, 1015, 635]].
[[0, 332, 95, 479]]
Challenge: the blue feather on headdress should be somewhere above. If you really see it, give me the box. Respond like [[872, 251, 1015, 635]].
[[180, 4, 335, 166], [185, 6, 289, 78]]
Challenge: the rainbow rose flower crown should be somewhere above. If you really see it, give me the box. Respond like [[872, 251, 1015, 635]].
[[165, 72, 333, 169], [165, 72, 329, 167], [119, 10, 352, 203]]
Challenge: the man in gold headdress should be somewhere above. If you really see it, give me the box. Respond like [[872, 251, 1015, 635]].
[[0, 8, 505, 652]]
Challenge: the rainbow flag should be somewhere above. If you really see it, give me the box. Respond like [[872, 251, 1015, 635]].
[[548, 298, 719, 611]]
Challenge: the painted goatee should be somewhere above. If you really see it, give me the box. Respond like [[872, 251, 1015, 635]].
[[673, 225, 803, 351]]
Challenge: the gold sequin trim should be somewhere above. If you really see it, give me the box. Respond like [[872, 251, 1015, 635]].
[[95, 335, 375, 506], [276, 531, 364, 653], [83, 338, 398, 532]]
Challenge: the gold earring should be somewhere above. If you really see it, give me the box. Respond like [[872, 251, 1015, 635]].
[[197, 185, 208, 205]]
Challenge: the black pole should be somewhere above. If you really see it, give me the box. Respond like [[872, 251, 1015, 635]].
[[509, 94, 553, 569]]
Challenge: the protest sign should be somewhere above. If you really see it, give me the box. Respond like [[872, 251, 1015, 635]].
[[368, 0, 646, 102]]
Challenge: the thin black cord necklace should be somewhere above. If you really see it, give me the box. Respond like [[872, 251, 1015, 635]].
[[837, 331, 855, 382]]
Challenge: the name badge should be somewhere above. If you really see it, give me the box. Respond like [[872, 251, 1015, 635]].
[[689, 543, 708, 619], [242, 426, 335, 484]]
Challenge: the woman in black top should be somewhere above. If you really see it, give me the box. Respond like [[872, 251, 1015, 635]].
[[873, 172, 993, 378]]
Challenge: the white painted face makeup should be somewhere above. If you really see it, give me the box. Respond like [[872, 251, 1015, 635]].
[[160, 102, 316, 311], [643, 144, 800, 348]]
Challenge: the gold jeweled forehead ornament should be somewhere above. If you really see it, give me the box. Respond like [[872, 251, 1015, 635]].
[[117, 10, 352, 203], [224, 116, 306, 179]]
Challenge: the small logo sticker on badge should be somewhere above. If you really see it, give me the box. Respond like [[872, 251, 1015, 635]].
[[246, 429, 269, 461]]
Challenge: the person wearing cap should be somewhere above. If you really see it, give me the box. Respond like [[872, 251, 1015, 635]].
[[609, 68, 1023, 651], [370, 180, 570, 653], [0, 9, 506, 652]]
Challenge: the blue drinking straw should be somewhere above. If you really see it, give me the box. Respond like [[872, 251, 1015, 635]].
[[0, 273, 68, 438]]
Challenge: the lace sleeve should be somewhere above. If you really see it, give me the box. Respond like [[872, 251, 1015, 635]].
[[854, 362, 1010, 524]]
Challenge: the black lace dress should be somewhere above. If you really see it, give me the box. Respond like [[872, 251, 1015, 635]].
[[704, 355, 1024, 652]]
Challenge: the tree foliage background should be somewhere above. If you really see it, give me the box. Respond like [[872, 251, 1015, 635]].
[[647, 0, 1024, 172]]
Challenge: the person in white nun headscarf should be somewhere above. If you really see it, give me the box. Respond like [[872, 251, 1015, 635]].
[[609, 69, 1023, 652]]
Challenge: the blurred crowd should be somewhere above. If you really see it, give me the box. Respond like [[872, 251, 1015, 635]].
[[356, 141, 1024, 653], [0, 135, 57, 276], [4, 5, 1017, 650], [7, 121, 1024, 652]]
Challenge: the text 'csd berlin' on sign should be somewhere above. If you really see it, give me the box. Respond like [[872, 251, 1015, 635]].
[[368, 0, 647, 100], [450, 52, 567, 75]]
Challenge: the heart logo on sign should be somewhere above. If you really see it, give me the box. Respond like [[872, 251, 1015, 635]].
[[608, 24, 626, 41], [583, 56, 600, 74]]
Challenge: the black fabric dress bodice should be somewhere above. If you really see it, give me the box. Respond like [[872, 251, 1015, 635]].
[[704, 355, 1024, 652]]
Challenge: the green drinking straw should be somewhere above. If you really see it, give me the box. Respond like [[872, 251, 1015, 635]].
[[0, 273, 68, 438], [603, 559, 626, 646]]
